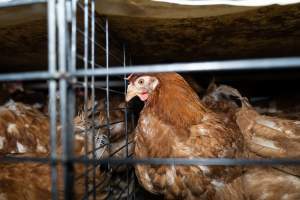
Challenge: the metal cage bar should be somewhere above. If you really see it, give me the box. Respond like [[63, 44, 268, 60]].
[[1, 57, 300, 81], [83, 0, 90, 196], [91, 0, 97, 199], [104, 18, 113, 200], [47, 0, 58, 199], [57, 0, 75, 199], [0, 0, 46, 8]]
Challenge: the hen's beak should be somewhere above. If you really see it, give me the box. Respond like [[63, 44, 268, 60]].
[[126, 84, 137, 102]]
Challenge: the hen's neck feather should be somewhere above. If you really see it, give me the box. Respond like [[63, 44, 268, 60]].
[[144, 73, 207, 129]]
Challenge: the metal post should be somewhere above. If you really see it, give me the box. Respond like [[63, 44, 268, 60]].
[[105, 18, 112, 200], [91, 0, 96, 199], [57, 0, 75, 198], [83, 0, 90, 197], [47, 0, 58, 199]]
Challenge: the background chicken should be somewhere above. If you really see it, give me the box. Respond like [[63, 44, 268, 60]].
[[0, 100, 51, 155], [0, 96, 110, 200], [75, 93, 136, 197], [216, 87, 300, 177], [202, 83, 300, 177], [76, 94, 134, 159]]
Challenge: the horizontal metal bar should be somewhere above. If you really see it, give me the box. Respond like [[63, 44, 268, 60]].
[[73, 57, 300, 77], [1, 57, 300, 81], [75, 80, 124, 88], [0, 0, 46, 8], [2, 156, 300, 166], [69, 157, 300, 166], [0, 71, 55, 81], [26, 80, 125, 89]]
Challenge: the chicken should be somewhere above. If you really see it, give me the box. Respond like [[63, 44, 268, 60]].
[[202, 83, 240, 131], [203, 84, 300, 177], [75, 95, 134, 158], [98, 95, 133, 142], [0, 100, 51, 155], [216, 87, 300, 177], [214, 166, 300, 200], [0, 104, 110, 200], [0, 153, 109, 200], [74, 95, 135, 198], [126, 73, 300, 200], [236, 98, 300, 159], [126, 72, 244, 199]]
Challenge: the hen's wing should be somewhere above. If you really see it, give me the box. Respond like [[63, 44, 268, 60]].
[[205, 85, 300, 158], [214, 86, 300, 176], [187, 112, 244, 181], [236, 101, 300, 159]]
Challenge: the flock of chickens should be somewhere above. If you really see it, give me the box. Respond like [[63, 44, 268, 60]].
[[0, 72, 300, 200]]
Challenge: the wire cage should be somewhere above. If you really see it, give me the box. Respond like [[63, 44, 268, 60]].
[[0, 0, 300, 200], [0, 0, 136, 199]]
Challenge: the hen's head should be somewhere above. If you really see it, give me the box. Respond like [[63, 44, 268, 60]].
[[125, 74, 159, 102]]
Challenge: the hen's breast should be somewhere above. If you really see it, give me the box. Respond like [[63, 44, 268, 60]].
[[134, 112, 175, 158]]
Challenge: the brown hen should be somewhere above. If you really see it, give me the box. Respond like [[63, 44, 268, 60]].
[[0, 100, 110, 200], [126, 73, 300, 200], [204, 84, 300, 179], [0, 100, 51, 155], [126, 73, 244, 199]]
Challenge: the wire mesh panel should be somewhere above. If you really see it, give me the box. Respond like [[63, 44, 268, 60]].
[[72, 1, 135, 199], [0, 0, 135, 199]]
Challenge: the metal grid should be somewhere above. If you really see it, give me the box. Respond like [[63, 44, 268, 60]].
[[0, 0, 300, 200]]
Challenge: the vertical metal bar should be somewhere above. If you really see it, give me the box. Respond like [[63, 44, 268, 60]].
[[57, 0, 74, 198], [68, 0, 77, 197], [123, 45, 130, 199], [83, 0, 90, 197], [48, 0, 58, 199], [129, 56, 136, 200], [71, 0, 77, 73], [49, 81, 58, 200], [90, 0, 96, 199], [105, 18, 112, 199]]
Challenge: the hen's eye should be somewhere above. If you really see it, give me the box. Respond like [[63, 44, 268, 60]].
[[138, 79, 144, 85]]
